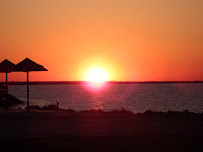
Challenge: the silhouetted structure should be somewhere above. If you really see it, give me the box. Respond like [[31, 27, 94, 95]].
[[15, 58, 48, 111], [0, 59, 16, 93]]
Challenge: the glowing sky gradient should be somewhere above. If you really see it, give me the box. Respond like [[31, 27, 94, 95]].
[[0, 0, 202, 81]]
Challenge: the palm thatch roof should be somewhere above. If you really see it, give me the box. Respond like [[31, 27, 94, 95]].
[[15, 58, 48, 72], [0, 59, 16, 73]]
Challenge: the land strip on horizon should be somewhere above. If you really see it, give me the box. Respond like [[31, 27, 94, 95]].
[[0, 81, 203, 85]]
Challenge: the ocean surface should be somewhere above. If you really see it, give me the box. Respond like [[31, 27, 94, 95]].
[[8, 83, 203, 113]]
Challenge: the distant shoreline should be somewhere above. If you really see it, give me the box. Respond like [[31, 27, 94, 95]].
[[0, 81, 203, 85]]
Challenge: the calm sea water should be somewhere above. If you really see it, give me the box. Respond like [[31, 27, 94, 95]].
[[8, 83, 203, 113]]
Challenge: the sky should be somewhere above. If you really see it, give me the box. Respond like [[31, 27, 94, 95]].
[[0, 0, 202, 81]]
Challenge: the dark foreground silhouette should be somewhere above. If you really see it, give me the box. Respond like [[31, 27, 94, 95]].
[[0, 93, 23, 108], [0, 109, 202, 152]]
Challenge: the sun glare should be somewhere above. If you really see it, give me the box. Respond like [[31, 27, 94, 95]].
[[85, 68, 109, 82]]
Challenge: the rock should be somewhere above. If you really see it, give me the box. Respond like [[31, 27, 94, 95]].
[[28, 105, 41, 110], [0, 93, 23, 108]]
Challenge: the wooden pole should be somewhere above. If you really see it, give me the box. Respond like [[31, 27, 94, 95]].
[[6, 73, 8, 94], [27, 71, 29, 111], [5, 73, 8, 109]]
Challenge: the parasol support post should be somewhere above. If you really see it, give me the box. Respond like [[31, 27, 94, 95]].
[[26, 71, 30, 111], [6, 72, 8, 94]]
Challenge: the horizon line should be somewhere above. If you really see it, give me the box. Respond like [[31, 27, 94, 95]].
[[0, 80, 203, 85]]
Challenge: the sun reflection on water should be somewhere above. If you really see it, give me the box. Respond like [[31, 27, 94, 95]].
[[82, 81, 108, 92]]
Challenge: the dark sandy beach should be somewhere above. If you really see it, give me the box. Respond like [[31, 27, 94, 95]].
[[0, 110, 202, 152]]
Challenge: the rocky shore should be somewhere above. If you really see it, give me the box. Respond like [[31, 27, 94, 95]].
[[0, 109, 202, 152]]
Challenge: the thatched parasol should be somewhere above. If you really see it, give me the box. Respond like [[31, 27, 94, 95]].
[[0, 59, 16, 93], [15, 58, 48, 111]]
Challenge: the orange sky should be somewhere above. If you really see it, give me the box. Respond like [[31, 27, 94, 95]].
[[0, 0, 202, 81]]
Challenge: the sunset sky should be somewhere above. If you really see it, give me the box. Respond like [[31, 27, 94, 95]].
[[0, 0, 202, 81]]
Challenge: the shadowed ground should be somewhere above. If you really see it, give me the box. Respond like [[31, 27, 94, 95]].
[[0, 111, 202, 152]]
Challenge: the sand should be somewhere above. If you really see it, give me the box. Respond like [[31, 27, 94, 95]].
[[0, 110, 202, 152]]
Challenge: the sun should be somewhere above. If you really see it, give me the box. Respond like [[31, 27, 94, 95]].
[[85, 68, 109, 82]]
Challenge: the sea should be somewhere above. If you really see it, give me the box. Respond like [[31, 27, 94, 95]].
[[8, 83, 203, 113]]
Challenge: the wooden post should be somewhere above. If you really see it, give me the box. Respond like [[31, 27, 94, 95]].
[[26, 71, 30, 111], [6, 73, 8, 93]]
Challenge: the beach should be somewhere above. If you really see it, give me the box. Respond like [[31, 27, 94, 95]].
[[1, 0, 202, 151], [0, 110, 202, 152]]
